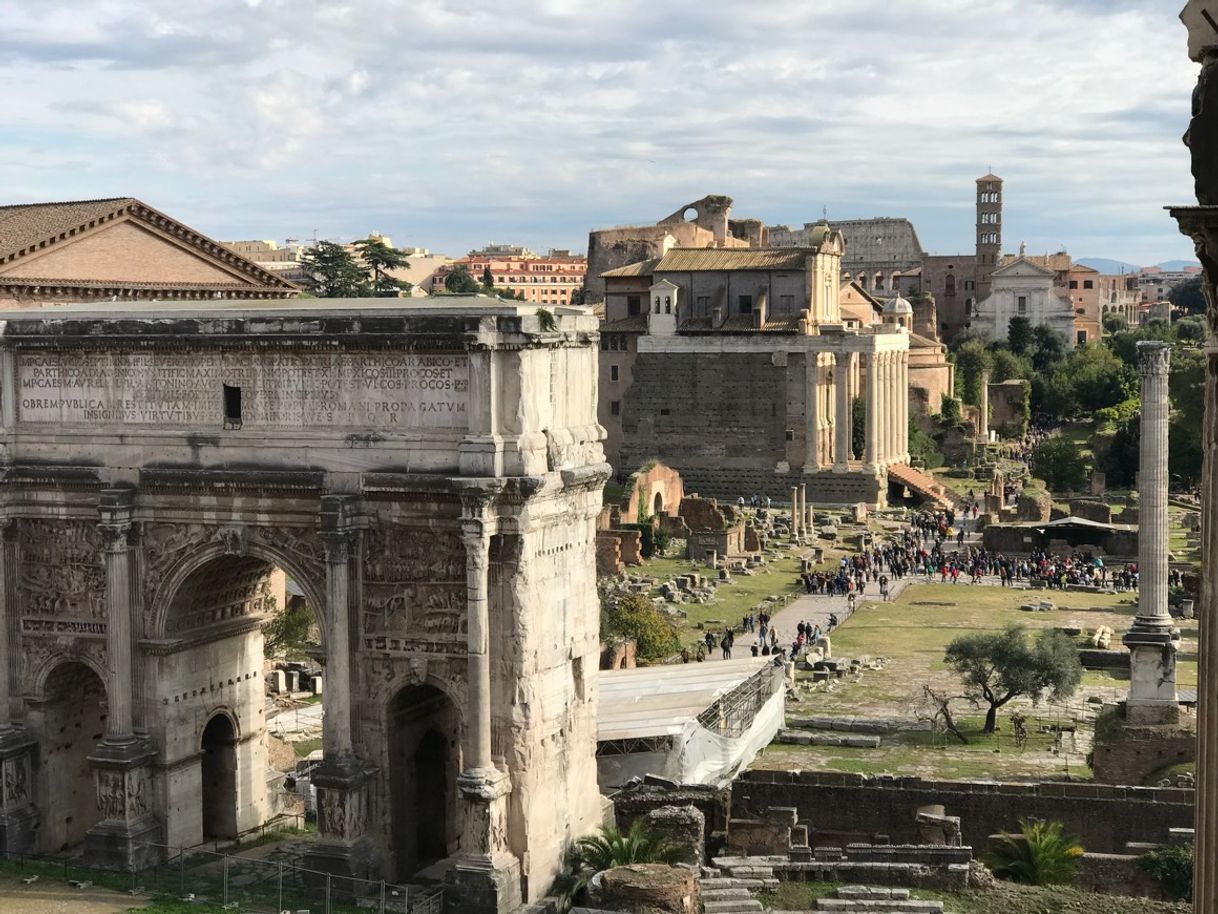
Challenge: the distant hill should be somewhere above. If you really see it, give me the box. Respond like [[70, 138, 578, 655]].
[[1158, 259, 1201, 272], [1076, 258, 1141, 274], [1076, 257, 1201, 274]]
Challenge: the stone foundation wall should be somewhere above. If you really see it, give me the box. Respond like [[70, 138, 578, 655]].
[[1092, 729, 1197, 786], [1077, 852, 1172, 900], [733, 770, 1192, 853]]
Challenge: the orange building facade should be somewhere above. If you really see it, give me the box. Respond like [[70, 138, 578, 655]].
[[431, 247, 587, 305]]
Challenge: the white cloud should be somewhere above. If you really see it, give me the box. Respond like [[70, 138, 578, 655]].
[[0, 0, 1201, 264]]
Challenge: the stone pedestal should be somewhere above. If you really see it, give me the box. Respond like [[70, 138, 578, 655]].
[[0, 733, 38, 854], [304, 761, 375, 884], [84, 739, 161, 871], [446, 767, 521, 914]]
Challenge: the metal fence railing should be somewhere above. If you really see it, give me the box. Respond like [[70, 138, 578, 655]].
[[0, 836, 445, 914]]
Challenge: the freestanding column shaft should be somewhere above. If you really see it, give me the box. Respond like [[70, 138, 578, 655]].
[[1123, 340, 1179, 725], [790, 486, 800, 538], [979, 369, 991, 444], [833, 352, 852, 471], [864, 352, 880, 470], [804, 354, 821, 472]]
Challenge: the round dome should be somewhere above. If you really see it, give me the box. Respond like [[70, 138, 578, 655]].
[[884, 295, 914, 315]]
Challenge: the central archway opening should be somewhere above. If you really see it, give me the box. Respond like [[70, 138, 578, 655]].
[[157, 552, 322, 848], [653, 491, 664, 516], [389, 683, 459, 879], [38, 662, 106, 852], [201, 713, 238, 839]]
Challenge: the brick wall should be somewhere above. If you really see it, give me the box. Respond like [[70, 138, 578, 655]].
[[733, 770, 1192, 854]]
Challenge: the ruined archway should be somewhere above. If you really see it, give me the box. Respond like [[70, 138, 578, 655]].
[[653, 491, 664, 516], [34, 662, 107, 852], [389, 682, 460, 879], [201, 712, 239, 839]]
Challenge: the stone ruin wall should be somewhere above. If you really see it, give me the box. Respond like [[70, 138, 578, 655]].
[[734, 769, 1192, 854]]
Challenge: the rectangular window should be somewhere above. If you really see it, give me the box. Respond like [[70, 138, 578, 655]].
[[696, 295, 710, 310], [779, 294, 795, 309], [610, 365, 619, 382], [1084, 280, 1094, 290], [738, 294, 753, 314], [964, 281, 975, 291], [1017, 296, 1028, 313], [223, 384, 242, 428], [610, 401, 620, 416], [1069, 280, 1078, 289]]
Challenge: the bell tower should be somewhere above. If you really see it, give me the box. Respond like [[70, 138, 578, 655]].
[[975, 172, 1003, 301]]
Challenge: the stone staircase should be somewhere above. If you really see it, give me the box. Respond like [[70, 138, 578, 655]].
[[698, 864, 776, 914], [886, 464, 961, 510], [813, 885, 945, 913]]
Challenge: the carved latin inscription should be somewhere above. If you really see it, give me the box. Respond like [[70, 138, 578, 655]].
[[17, 350, 469, 430]]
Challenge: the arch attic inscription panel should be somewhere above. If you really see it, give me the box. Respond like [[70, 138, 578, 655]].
[[17, 350, 469, 430], [0, 299, 608, 914]]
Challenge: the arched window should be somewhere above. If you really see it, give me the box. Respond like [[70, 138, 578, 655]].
[[654, 297, 661, 314], [945, 274, 956, 297], [874, 273, 884, 291], [664, 296, 671, 314]]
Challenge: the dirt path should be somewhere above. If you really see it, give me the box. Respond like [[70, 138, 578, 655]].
[[0, 875, 140, 914]]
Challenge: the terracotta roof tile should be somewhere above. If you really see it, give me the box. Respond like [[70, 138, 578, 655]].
[[0, 198, 135, 261]]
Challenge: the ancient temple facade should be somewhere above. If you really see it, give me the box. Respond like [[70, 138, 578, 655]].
[[597, 227, 911, 506], [0, 297, 606, 913]]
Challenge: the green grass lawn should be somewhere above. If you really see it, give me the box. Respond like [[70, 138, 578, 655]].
[[751, 581, 1198, 781]]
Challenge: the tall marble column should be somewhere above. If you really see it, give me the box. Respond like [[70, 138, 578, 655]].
[[833, 352, 852, 472], [798, 485, 807, 538], [979, 369, 991, 443], [450, 484, 521, 914], [864, 352, 880, 470], [902, 351, 911, 461], [306, 495, 375, 883], [876, 352, 889, 465], [790, 486, 800, 539], [1123, 341, 1180, 725], [803, 353, 821, 473], [87, 488, 159, 870]]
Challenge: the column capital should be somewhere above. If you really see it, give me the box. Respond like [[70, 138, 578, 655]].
[[1137, 339, 1172, 376]]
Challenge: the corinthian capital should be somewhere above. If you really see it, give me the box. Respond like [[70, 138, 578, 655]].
[[1136, 340, 1172, 377]]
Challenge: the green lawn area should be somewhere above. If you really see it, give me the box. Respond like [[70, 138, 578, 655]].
[[751, 581, 1198, 782]]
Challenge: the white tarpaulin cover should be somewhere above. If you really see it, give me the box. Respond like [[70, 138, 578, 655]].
[[597, 658, 785, 788]]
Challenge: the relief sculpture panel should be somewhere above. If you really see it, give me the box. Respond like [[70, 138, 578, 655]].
[[363, 525, 466, 652], [18, 519, 106, 621]]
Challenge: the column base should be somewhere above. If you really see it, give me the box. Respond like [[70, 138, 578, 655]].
[[446, 853, 523, 914], [0, 731, 39, 855], [304, 757, 377, 883], [84, 817, 162, 871], [447, 766, 522, 914], [86, 737, 161, 871]]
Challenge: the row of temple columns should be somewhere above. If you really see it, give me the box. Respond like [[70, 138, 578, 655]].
[[804, 348, 909, 473]]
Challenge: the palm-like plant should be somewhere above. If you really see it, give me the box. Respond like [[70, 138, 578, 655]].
[[983, 818, 1084, 886], [551, 820, 684, 912]]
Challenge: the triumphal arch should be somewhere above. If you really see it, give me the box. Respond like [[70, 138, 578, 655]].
[[0, 297, 607, 913]]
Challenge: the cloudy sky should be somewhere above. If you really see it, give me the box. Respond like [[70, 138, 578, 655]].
[[0, 0, 1202, 265]]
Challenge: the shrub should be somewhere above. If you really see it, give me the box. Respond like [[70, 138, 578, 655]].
[[551, 820, 684, 912], [983, 818, 1084, 886], [1139, 843, 1193, 901], [600, 593, 680, 661]]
